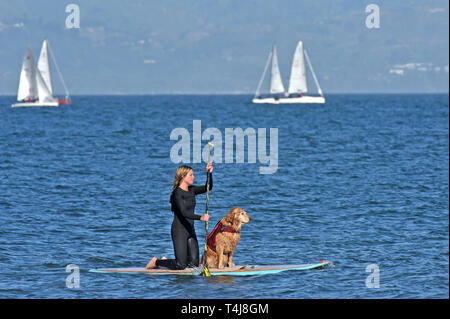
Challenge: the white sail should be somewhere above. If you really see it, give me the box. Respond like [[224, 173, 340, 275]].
[[269, 45, 285, 94], [36, 69, 55, 103], [37, 39, 53, 95], [288, 41, 308, 94], [17, 48, 38, 101]]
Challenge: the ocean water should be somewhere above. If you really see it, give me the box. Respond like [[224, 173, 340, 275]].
[[0, 94, 448, 299]]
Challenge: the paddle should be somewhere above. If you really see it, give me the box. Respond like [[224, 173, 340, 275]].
[[200, 142, 214, 277]]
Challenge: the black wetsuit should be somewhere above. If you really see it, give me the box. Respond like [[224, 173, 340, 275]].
[[156, 172, 212, 269]]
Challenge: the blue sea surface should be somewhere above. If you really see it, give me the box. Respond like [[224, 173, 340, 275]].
[[0, 94, 448, 298]]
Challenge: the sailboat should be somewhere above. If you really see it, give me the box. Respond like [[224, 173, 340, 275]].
[[252, 41, 325, 104], [12, 39, 70, 107]]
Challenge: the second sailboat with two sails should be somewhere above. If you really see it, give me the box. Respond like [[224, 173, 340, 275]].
[[12, 39, 70, 108], [252, 41, 325, 104]]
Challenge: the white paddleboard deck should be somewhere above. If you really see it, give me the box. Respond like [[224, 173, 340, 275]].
[[90, 261, 330, 276]]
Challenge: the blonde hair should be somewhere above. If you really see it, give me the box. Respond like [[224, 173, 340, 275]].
[[172, 165, 193, 192]]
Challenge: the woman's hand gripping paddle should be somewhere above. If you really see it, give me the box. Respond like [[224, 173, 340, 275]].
[[200, 142, 214, 277]]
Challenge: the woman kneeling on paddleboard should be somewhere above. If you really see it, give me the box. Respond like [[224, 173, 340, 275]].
[[146, 163, 213, 270]]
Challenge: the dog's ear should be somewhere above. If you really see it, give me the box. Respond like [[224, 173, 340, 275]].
[[223, 207, 239, 226], [223, 211, 234, 226]]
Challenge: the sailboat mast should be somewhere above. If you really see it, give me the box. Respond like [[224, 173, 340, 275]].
[[304, 49, 323, 96], [254, 50, 272, 98], [47, 41, 70, 99]]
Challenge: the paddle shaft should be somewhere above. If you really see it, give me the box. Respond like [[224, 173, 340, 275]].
[[200, 143, 213, 276], [205, 144, 213, 234]]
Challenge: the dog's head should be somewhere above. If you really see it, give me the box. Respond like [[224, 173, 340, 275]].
[[223, 207, 251, 231]]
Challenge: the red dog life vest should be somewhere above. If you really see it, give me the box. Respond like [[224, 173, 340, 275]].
[[206, 221, 237, 252]]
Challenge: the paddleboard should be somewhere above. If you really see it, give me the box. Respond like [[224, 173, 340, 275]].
[[89, 260, 330, 276]]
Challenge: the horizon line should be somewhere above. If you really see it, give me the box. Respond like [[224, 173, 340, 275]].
[[0, 92, 449, 96]]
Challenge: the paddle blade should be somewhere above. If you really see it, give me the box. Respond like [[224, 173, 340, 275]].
[[202, 266, 211, 277], [199, 251, 211, 276]]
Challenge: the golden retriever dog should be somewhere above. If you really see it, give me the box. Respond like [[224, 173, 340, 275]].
[[202, 207, 251, 269]]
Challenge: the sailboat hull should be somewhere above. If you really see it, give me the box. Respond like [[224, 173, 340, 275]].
[[252, 96, 325, 104], [12, 101, 59, 107], [58, 99, 71, 105]]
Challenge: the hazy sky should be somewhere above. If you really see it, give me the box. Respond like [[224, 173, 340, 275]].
[[0, 0, 448, 94]]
